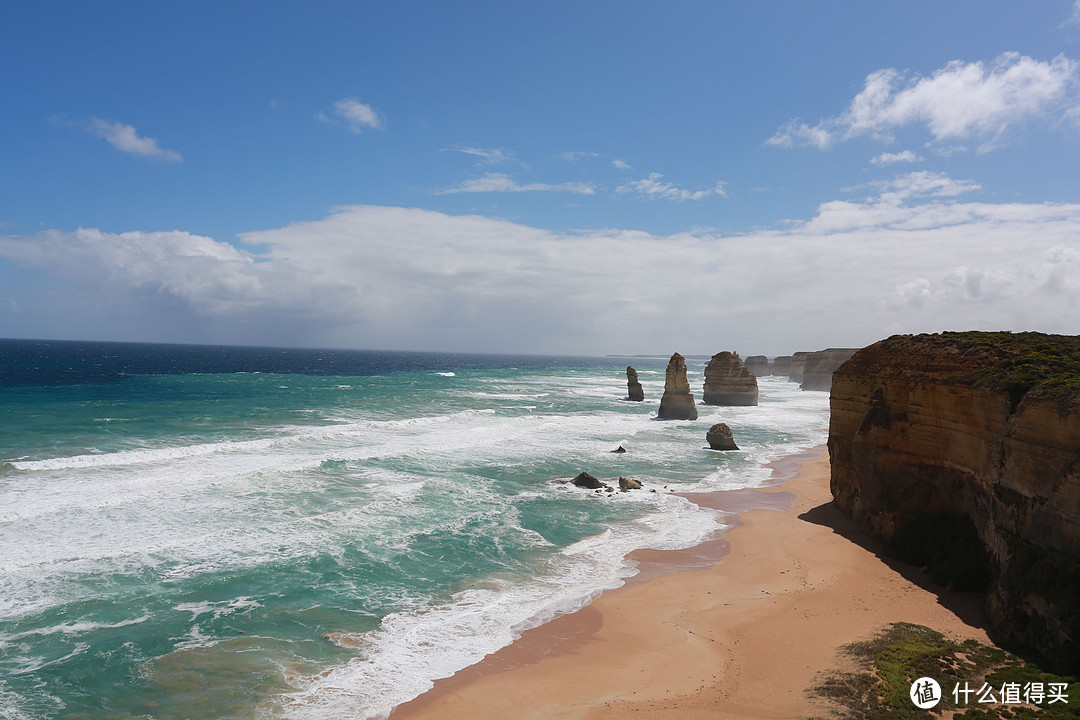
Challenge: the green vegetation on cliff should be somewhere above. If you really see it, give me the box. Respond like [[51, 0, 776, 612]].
[[877, 331, 1080, 400]]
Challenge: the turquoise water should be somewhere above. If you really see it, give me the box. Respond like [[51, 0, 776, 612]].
[[0, 341, 829, 720]]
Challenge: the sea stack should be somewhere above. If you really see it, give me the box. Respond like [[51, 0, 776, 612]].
[[626, 366, 645, 401], [772, 355, 792, 377], [702, 352, 759, 406], [706, 422, 739, 450], [788, 351, 811, 383], [744, 355, 771, 376], [657, 353, 698, 420]]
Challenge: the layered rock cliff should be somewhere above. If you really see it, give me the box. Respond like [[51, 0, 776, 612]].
[[626, 366, 644, 401], [772, 355, 792, 377], [657, 353, 698, 420], [788, 351, 810, 384], [828, 332, 1080, 671], [744, 355, 771, 376], [702, 351, 758, 406], [800, 348, 858, 392]]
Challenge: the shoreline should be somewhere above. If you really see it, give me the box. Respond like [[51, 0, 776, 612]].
[[390, 447, 996, 720]]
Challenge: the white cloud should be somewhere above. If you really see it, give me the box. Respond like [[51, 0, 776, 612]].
[[615, 173, 727, 201], [433, 172, 596, 195], [446, 146, 516, 164], [769, 53, 1080, 152], [4, 186, 1079, 354], [870, 150, 922, 166], [612, 158, 632, 170], [556, 151, 599, 162], [88, 119, 182, 162], [322, 98, 383, 133], [1063, 0, 1080, 28], [876, 170, 981, 199]]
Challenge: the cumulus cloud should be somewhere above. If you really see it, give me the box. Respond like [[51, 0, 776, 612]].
[[5, 178, 1079, 354], [870, 150, 922, 166], [88, 119, 182, 162], [768, 52, 1080, 152], [433, 172, 596, 195], [615, 173, 727, 201], [319, 97, 383, 133], [612, 158, 632, 169]]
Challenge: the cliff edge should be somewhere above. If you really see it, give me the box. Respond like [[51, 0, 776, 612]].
[[828, 331, 1080, 672]]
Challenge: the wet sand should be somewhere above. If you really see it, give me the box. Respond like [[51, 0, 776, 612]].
[[391, 448, 994, 720]]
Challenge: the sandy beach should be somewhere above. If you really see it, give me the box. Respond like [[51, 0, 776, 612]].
[[391, 448, 997, 720]]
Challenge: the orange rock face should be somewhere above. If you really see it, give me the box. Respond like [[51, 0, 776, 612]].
[[828, 332, 1080, 672], [657, 353, 698, 420], [702, 351, 758, 406]]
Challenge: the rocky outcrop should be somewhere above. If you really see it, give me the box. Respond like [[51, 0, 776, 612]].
[[706, 422, 739, 450], [772, 355, 792, 377], [788, 351, 810, 383], [800, 348, 858, 392], [657, 353, 698, 420], [702, 352, 758, 406], [744, 355, 771, 376], [619, 476, 642, 490], [626, 366, 645, 401], [829, 332, 1080, 672], [572, 472, 605, 489]]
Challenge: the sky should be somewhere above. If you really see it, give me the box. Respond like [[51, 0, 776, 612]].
[[2, 1, 1080, 357]]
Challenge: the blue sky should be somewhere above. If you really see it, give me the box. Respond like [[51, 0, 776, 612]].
[[2, 1, 1080, 356]]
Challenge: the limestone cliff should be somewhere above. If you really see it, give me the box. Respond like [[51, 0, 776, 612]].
[[657, 353, 698, 420], [828, 332, 1080, 671], [744, 355, 771, 376], [800, 348, 858, 392], [626, 366, 644, 401], [788, 351, 810, 383], [702, 352, 758, 406], [772, 355, 792, 377]]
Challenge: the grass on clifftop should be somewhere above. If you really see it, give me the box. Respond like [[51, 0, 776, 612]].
[[814, 623, 1080, 719], [889, 331, 1080, 401]]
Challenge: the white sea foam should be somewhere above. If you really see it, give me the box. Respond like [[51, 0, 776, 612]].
[[273, 491, 724, 720]]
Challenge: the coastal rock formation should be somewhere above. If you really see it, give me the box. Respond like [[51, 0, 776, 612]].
[[744, 355, 771, 376], [800, 348, 858, 392], [706, 423, 739, 450], [702, 352, 759, 406], [626, 366, 645, 401], [788, 352, 810, 384], [619, 476, 642, 490], [828, 332, 1080, 671], [572, 472, 605, 490], [771, 355, 792, 377], [657, 353, 698, 420]]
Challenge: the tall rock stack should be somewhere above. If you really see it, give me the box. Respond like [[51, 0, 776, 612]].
[[626, 366, 645, 401], [744, 355, 771, 376], [657, 353, 698, 420], [702, 352, 759, 406]]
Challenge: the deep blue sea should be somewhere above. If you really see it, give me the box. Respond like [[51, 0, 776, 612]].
[[0, 339, 829, 720]]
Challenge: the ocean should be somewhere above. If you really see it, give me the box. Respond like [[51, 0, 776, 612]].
[[0, 339, 830, 720]]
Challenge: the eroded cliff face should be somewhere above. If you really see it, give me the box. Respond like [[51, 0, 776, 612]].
[[702, 351, 758, 406], [800, 348, 857, 391], [657, 353, 698, 420], [828, 332, 1080, 671]]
